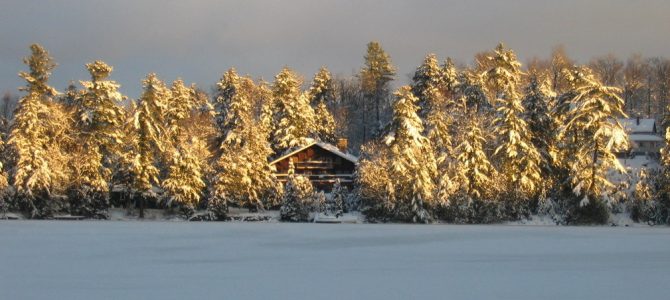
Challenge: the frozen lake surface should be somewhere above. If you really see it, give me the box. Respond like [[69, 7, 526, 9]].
[[1, 221, 669, 300]]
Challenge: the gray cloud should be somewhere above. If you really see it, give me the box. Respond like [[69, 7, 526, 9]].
[[1, 0, 669, 98]]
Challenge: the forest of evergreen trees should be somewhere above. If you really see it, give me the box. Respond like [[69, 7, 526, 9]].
[[1, 42, 669, 224]]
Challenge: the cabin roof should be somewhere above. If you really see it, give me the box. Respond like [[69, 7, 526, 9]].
[[629, 134, 664, 142], [618, 118, 656, 133], [270, 139, 358, 165]]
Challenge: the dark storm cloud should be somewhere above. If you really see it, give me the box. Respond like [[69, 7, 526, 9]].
[[1, 0, 668, 98]]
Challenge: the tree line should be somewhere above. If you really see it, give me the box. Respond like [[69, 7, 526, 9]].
[[0, 43, 669, 224]]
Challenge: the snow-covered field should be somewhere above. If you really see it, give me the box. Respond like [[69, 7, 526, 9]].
[[1, 222, 669, 300]]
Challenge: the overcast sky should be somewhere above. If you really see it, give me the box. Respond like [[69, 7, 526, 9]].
[[1, 0, 668, 99]]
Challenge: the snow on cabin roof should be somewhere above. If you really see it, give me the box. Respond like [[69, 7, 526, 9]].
[[618, 118, 657, 134], [629, 134, 664, 142], [270, 139, 358, 165]]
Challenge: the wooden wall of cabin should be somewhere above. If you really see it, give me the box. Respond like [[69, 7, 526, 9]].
[[273, 145, 356, 192]]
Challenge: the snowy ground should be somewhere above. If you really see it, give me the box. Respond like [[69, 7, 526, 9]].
[[1, 222, 669, 300]]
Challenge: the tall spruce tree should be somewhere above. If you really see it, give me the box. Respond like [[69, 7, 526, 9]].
[[162, 80, 206, 216], [271, 67, 315, 153], [383, 86, 438, 222], [411, 54, 458, 204], [165, 79, 198, 143], [360, 41, 396, 140], [211, 69, 275, 213], [131, 73, 169, 218], [307, 67, 337, 143], [522, 74, 557, 186], [412, 54, 443, 118], [9, 44, 64, 218], [454, 114, 496, 200], [483, 44, 543, 199], [70, 61, 125, 218], [557, 67, 628, 222]]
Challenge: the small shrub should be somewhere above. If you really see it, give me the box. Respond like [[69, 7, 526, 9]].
[[280, 175, 314, 222]]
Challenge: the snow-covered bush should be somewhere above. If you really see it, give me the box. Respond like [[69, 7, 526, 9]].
[[629, 169, 668, 224], [280, 174, 314, 222], [344, 191, 359, 213], [435, 192, 507, 224], [325, 179, 345, 217], [535, 196, 563, 224], [262, 182, 284, 210], [434, 192, 474, 224], [313, 191, 326, 214], [357, 142, 394, 222], [0, 193, 7, 216], [17, 194, 66, 219], [498, 191, 532, 221], [68, 188, 109, 219], [561, 195, 610, 225], [207, 194, 228, 221]]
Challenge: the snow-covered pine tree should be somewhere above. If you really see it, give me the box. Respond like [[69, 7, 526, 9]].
[[161, 80, 207, 217], [70, 61, 126, 218], [165, 79, 198, 143], [360, 41, 396, 137], [255, 81, 283, 209], [411, 54, 460, 205], [457, 70, 490, 112], [383, 86, 438, 222], [9, 44, 64, 218], [271, 67, 315, 153], [211, 68, 256, 212], [243, 116, 277, 212], [280, 160, 314, 222], [483, 43, 543, 200], [630, 168, 656, 222], [326, 179, 346, 217], [110, 102, 139, 208], [356, 141, 395, 219], [441, 58, 460, 97], [257, 81, 275, 140], [307, 66, 337, 143], [522, 74, 557, 181], [210, 69, 275, 213], [162, 140, 205, 217], [454, 114, 496, 200], [412, 54, 443, 118], [131, 73, 169, 218], [557, 67, 628, 223]]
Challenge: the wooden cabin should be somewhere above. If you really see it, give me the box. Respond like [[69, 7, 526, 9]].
[[270, 139, 358, 192]]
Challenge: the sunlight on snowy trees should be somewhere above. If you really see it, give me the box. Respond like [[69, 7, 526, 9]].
[[67, 61, 126, 218], [3, 42, 669, 224], [8, 45, 67, 218], [307, 67, 337, 143], [210, 68, 277, 217]]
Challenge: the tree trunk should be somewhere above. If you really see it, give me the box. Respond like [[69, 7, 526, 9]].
[[590, 140, 599, 197], [139, 194, 145, 219]]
